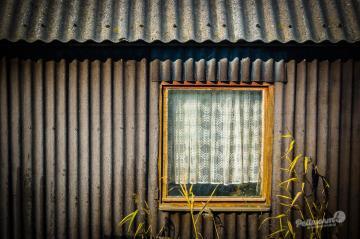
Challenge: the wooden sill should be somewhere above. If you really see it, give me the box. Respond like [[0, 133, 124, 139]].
[[159, 204, 271, 212]]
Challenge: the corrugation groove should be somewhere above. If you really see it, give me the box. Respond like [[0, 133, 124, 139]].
[[153, 58, 285, 83], [0, 57, 359, 239], [0, 0, 359, 43]]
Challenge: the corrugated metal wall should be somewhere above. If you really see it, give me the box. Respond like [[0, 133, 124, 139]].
[[0, 57, 359, 239]]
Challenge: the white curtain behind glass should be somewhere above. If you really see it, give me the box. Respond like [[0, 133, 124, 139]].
[[168, 90, 263, 185]]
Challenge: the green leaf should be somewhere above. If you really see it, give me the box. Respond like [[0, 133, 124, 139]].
[[289, 154, 302, 173], [291, 192, 302, 207], [134, 223, 143, 237], [118, 209, 139, 233], [268, 229, 286, 238], [282, 133, 293, 138], [287, 220, 295, 238], [304, 156, 310, 173], [128, 210, 138, 232], [276, 194, 292, 200], [286, 140, 296, 155], [279, 178, 298, 189]]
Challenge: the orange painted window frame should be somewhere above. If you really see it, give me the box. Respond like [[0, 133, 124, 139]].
[[159, 82, 274, 211]]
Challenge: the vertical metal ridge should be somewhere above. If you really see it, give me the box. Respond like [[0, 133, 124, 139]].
[[293, 60, 306, 238], [20, 59, 33, 239], [349, 61, 360, 238], [271, 80, 285, 231], [0, 57, 9, 239], [101, 59, 113, 237], [224, 213, 236, 238], [251, 59, 261, 82], [237, 213, 247, 239], [148, 60, 160, 237], [78, 59, 90, 239], [124, 60, 136, 227], [206, 59, 216, 82], [248, 213, 258, 239], [283, 60, 296, 228], [180, 213, 191, 239], [327, 60, 341, 217], [160, 60, 171, 82], [135, 59, 147, 226], [55, 59, 67, 239], [229, 57, 239, 82], [240, 58, 250, 82], [172, 59, 182, 82], [316, 60, 329, 177], [9, 58, 21, 239], [338, 60, 353, 238], [68, 60, 79, 239], [89, 59, 101, 238], [184, 58, 194, 82], [44, 60, 55, 239], [112, 59, 124, 236], [217, 58, 228, 82]]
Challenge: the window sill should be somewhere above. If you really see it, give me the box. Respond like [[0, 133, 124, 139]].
[[159, 204, 271, 212]]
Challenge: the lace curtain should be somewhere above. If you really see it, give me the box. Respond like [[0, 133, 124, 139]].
[[168, 90, 263, 185]]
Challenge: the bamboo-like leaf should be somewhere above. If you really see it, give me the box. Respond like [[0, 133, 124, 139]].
[[118, 210, 139, 233], [287, 220, 295, 238], [259, 217, 272, 229], [280, 203, 292, 208], [291, 192, 302, 207], [279, 178, 298, 186], [304, 156, 310, 173], [134, 222, 143, 238], [268, 229, 286, 238], [284, 230, 290, 239], [286, 140, 295, 155], [282, 133, 293, 138], [276, 194, 292, 200], [289, 154, 302, 173], [259, 214, 286, 229], [128, 210, 138, 232]]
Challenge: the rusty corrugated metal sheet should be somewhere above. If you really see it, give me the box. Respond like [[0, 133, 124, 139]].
[[0, 57, 359, 239], [0, 0, 359, 43]]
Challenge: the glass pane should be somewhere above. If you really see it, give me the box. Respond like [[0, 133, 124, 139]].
[[167, 89, 263, 197]]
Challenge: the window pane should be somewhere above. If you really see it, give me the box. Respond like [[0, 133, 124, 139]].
[[167, 89, 263, 197]]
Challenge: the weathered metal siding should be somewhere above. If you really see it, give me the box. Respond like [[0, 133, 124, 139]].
[[0, 0, 360, 43], [0, 57, 359, 239]]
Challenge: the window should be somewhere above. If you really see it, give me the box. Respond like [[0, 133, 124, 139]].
[[160, 82, 273, 211]]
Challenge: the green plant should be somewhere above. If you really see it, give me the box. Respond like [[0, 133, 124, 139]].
[[178, 184, 220, 239], [118, 195, 153, 238], [118, 185, 220, 239], [260, 132, 331, 239]]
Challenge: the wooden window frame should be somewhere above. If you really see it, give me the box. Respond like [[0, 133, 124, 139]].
[[159, 82, 274, 211]]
